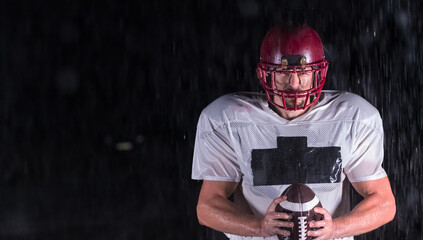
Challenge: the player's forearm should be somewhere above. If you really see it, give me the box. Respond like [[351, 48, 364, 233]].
[[332, 192, 396, 238], [197, 194, 262, 237]]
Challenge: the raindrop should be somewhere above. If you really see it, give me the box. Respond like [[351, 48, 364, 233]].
[[56, 67, 79, 95], [115, 142, 133, 151], [136, 135, 145, 143], [394, 10, 409, 32]]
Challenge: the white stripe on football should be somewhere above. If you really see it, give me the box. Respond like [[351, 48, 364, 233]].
[[279, 195, 320, 212]]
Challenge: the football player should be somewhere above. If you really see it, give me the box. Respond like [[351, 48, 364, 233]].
[[192, 24, 395, 240]]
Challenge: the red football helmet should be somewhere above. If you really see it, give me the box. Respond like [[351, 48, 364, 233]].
[[257, 24, 329, 111]]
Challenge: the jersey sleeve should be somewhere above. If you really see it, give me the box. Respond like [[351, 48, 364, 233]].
[[191, 113, 242, 182], [344, 112, 387, 182]]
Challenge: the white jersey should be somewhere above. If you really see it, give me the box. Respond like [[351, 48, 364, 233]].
[[192, 91, 387, 240]]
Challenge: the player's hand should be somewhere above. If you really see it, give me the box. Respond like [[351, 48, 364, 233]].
[[307, 207, 337, 240], [259, 196, 294, 237]]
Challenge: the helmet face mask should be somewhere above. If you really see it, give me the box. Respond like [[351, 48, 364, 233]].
[[257, 60, 328, 111], [257, 24, 329, 111]]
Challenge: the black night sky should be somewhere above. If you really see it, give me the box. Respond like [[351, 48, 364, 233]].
[[0, 0, 421, 239]]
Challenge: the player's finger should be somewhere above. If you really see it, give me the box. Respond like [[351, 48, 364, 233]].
[[272, 212, 292, 220], [272, 219, 294, 228], [314, 207, 332, 220], [267, 196, 287, 212], [273, 227, 291, 237], [309, 220, 326, 228]]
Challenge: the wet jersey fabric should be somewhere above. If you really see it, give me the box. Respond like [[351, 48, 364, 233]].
[[192, 91, 387, 240]]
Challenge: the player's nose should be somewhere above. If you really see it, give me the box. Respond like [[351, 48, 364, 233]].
[[288, 73, 301, 89]]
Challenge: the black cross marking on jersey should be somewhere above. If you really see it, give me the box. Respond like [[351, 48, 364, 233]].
[[251, 136, 342, 186]]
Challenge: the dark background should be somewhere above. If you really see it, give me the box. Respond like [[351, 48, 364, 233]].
[[0, 0, 421, 239]]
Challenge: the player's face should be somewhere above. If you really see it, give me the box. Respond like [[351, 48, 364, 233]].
[[273, 66, 314, 109]]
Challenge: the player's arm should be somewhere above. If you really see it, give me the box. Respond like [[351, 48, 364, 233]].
[[196, 180, 293, 237], [308, 176, 396, 240]]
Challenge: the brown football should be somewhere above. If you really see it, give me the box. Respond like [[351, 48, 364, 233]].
[[276, 183, 324, 240]]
